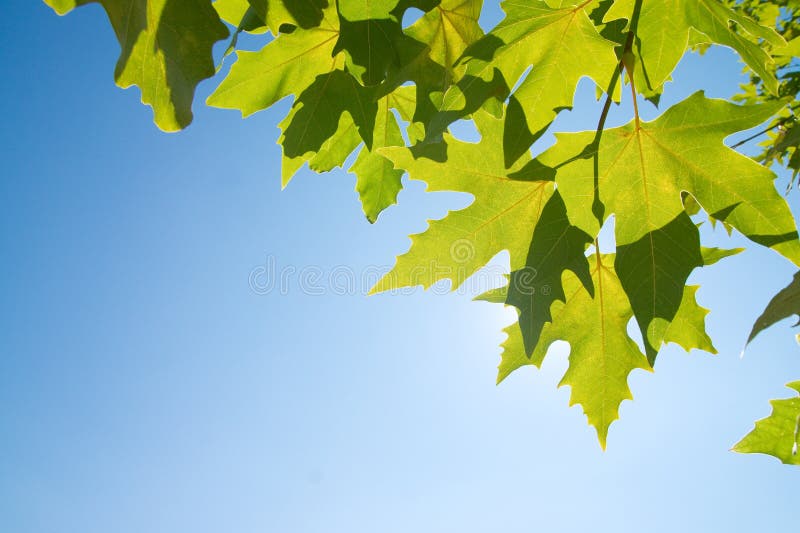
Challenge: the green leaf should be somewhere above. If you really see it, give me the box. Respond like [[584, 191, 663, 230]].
[[351, 94, 407, 223], [485, 249, 728, 445], [214, 0, 267, 34], [424, 69, 509, 143], [279, 70, 378, 165], [540, 92, 800, 264], [279, 84, 420, 190], [604, 0, 785, 95], [496, 282, 721, 376], [701, 246, 744, 267], [661, 243, 737, 355], [333, 0, 440, 86], [747, 271, 800, 346], [337, 0, 404, 20], [774, 36, 800, 58], [615, 211, 704, 365], [372, 111, 555, 293], [490, 265, 716, 446], [45, 0, 229, 131], [219, 0, 328, 32], [385, 0, 485, 129], [404, 0, 484, 84], [495, 322, 532, 384], [553, 257, 651, 448], [333, 19, 406, 87], [207, 3, 340, 117], [661, 285, 717, 354], [279, 86, 416, 224], [517, 254, 652, 448], [734, 381, 800, 466], [505, 191, 594, 355], [275, 0, 329, 30], [279, 111, 362, 186], [459, 0, 618, 166], [214, 0, 269, 68]]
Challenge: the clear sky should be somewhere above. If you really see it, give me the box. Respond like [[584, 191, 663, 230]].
[[1, 2, 798, 532]]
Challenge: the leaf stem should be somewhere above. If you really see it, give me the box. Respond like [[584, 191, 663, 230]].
[[588, 23, 638, 227], [628, 74, 641, 131]]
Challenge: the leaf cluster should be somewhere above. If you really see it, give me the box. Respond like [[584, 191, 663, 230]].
[[723, 0, 800, 183], [46, 0, 800, 461]]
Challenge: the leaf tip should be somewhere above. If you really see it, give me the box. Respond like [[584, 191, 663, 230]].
[[595, 426, 609, 451]]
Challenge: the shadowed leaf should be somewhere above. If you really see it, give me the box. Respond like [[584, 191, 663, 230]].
[[46, 0, 229, 131]]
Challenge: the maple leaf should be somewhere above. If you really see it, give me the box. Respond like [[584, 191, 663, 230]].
[[481, 247, 729, 446], [505, 191, 594, 355], [542, 255, 650, 448], [372, 111, 555, 293], [206, 3, 341, 117], [495, 254, 652, 448], [277, 85, 417, 223], [506, 189, 729, 367], [216, 0, 329, 32], [334, 0, 441, 86], [280, 86, 414, 220], [746, 271, 800, 346], [213, 0, 272, 66], [45, 0, 229, 131], [614, 211, 703, 365], [491, 278, 721, 385], [214, 0, 268, 35], [278, 103, 362, 186], [279, 70, 378, 166], [390, 0, 486, 129], [660, 284, 717, 355], [278, 84, 415, 222], [604, 0, 786, 96], [404, 0, 484, 87], [213, 0, 482, 224], [269, 0, 329, 30], [539, 92, 800, 264], [456, 0, 619, 166], [351, 94, 407, 223], [214, 0, 329, 35], [734, 381, 800, 466], [348, 0, 485, 221]]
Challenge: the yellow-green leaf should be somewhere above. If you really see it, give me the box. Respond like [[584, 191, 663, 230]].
[[372, 111, 555, 293], [747, 271, 800, 346], [734, 382, 800, 466], [45, 0, 229, 131], [351, 94, 407, 223], [541, 92, 800, 265], [459, 0, 618, 166], [604, 0, 785, 95], [207, 4, 340, 116]]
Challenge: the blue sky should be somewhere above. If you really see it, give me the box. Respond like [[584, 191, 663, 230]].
[[1, 1, 798, 532]]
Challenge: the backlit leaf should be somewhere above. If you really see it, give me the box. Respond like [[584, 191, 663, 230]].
[[604, 0, 785, 95], [734, 381, 800, 466], [747, 271, 800, 346], [458, 0, 618, 166], [46, 0, 229, 131], [207, 4, 340, 116], [372, 111, 555, 293], [540, 92, 800, 264]]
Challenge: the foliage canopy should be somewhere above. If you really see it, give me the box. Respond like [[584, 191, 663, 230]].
[[46, 0, 800, 463]]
